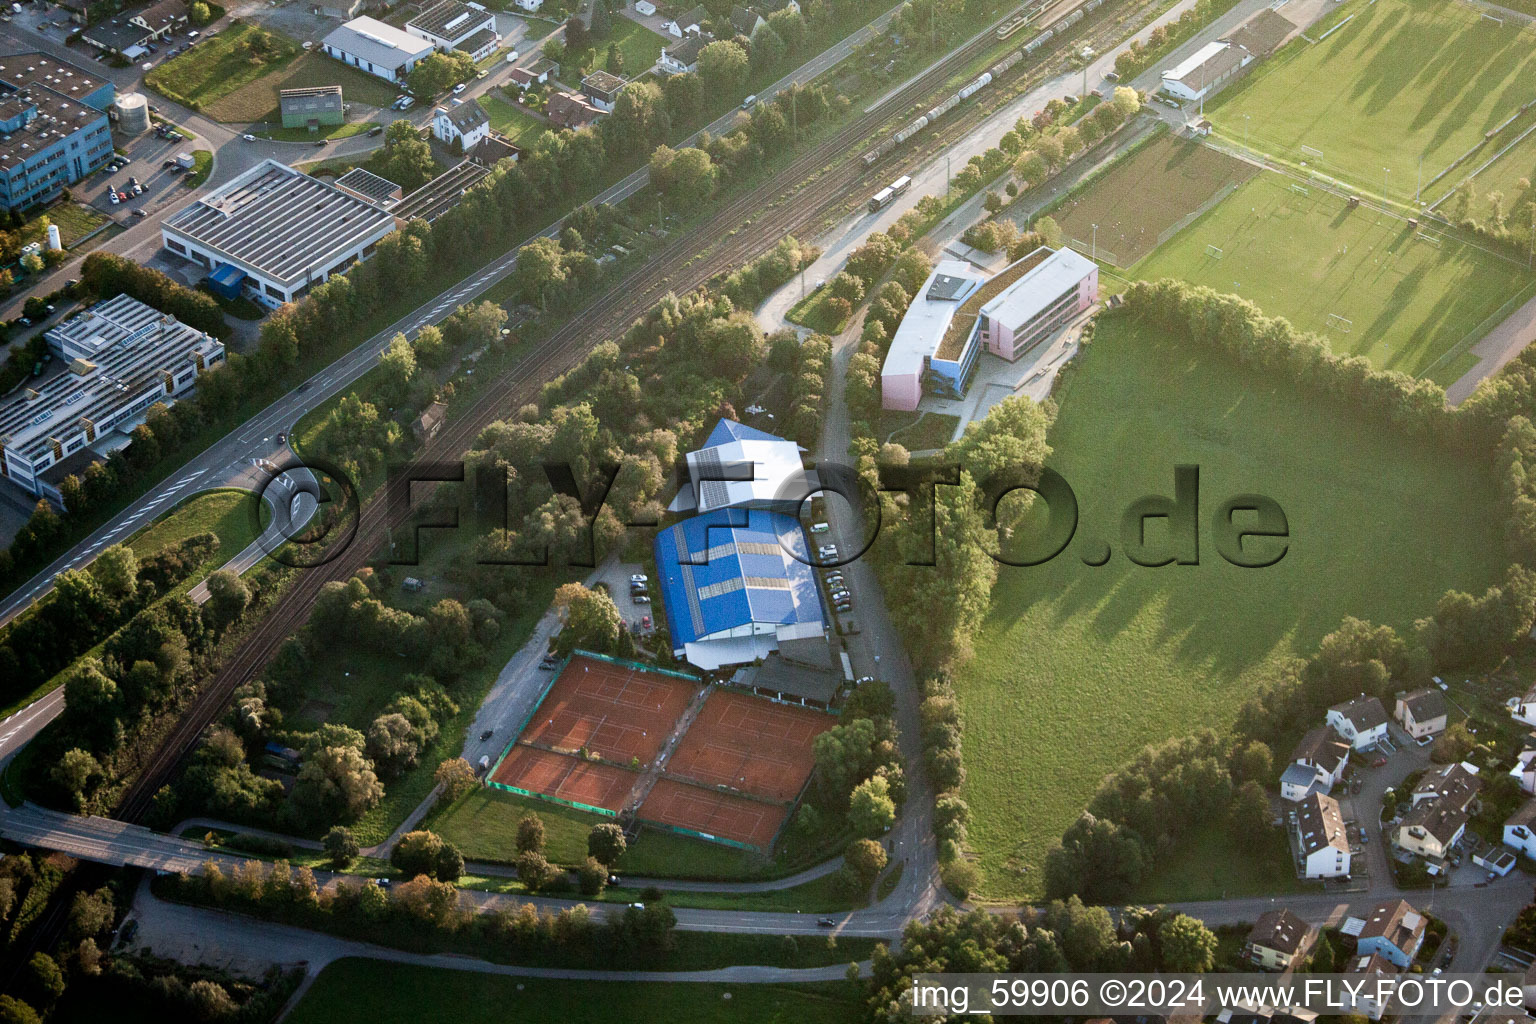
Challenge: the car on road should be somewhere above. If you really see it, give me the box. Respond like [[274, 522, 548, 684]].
[[277, 432, 287, 443], [479, 729, 493, 741], [855, 676, 874, 686], [296, 381, 313, 393], [118, 919, 138, 943], [313, 140, 326, 147], [373, 878, 391, 889], [817, 918, 835, 927], [368, 124, 384, 136], [242, 133, 256, 142], [505, 50, 519, 62], [132, 209, 147, 218]]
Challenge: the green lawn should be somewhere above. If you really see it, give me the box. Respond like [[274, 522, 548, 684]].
[[604, 18, 669, 78], [955, 313, 1506, 902], [184, 150, 214, 189], [126, 489, 260, 565], [1130, 822, 1307, 903], [431, 787, 776, 879], [19, 202, 106, 249], [883, 411, 960, 452], [1129, 171, 1532, 383], [213, 51, 400, 124], [1464, 120, 1536, 211], [478, 93, 550, 145], [1207, 0, 1536, 197], [287, 961, 861, 1024], [145, 23, 301, 114]]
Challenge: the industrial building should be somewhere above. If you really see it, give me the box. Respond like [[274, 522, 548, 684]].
[[880, 247, 1097, 411], [279, 85, 344, 129], [1160, 40, 1252, 103], [406, 0, 500, 60], [654, 419, 828, 672], [322, 17, 436, 83], [161, 159, 398, 306], [0, 295, 225, 502], [668, 418, 818, 517], [0, 53, 115, 212], [334, 166, 403, 207]]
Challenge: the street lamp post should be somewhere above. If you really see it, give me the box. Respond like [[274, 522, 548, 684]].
[[1091, 223, 1097, 262], [1384, 166, 1391, 198], [1243, 113, 1250, 149]]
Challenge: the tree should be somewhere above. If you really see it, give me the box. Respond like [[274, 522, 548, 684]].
[[1432, 721, 1476, 764], [19, 954, 63, 1011], [1044, 812, 1145, 903], [603, 81, 671, 160], [844, 838, 888, 886], [588, 822, 627, 866], [375, 127, 438, 193], [89, 543, 138, 601], [848, 775, 896, 837], [187, 980, 238, 1021], [650, 145, 717, 205], [67, 887, 114, 941], [698, 40, 749, 96], [379, 332, 417, 406], [0, 996, 41, 1024], [516, 812, 547, 854], [203, 569, 250, 633], [290, 742, 384, 825], [1229, 780, 1270, 849], [1159, 914, 1217, 972], [514, 236, 568, 307], [392, 830, 448, 879], [367, 712, 424, 777], [190, 1, 212, 24], [577, 856, 608, 895], [323, 825, 360, 869], [407, 52, 466, 98], [52, 748, 100, 809], [435, 757, 478, 802], [1033, 214, 1062, 247], [605, 41, 623, 74], [554, 584, 625, 656], [1111, 85, 1141, 120], [516, 849, 555, 891]]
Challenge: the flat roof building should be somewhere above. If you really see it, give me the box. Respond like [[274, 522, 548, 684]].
[[322, 17, 436, 83], [0, 295, 224, 502], [334, 166, 403, 206], [880, 246, 1096, 411], [0, 53, 115, 212], [406, 0, 499, 60], [279, 84, 344, 129], [161, 158, 399, 307]]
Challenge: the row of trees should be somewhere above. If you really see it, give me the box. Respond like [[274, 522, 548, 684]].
[[862, 903, 1220, 1021], [1112, 0, 1243, 80], [80, 252, 226, 337], [162, 859, 680, 964], [767, 331, 832, 446], [0, 536, 214, 706], [511, 810, 628, 897]]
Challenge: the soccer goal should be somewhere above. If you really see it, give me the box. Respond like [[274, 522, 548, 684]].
[[1301, 144, 1324, 160], [1326, 313, 1353, 333], [1417, 231, 1443, 249], [1290, 184, 1310, 196], [1482, 11, 1504, 24], [1205, 244, 1224, 260]]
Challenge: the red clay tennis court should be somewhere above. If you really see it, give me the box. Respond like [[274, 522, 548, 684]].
[[488, 745, 638, 813], [638, 777, 788, 849], [518, 654, 700, 765], [665, 689, 834, 801]]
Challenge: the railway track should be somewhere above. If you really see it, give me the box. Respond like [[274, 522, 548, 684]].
[[111, 0, 1145, 823]]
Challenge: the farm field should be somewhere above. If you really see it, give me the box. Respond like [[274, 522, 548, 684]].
[[1206, 0, 1536, 198], [1129, 172, 1531, 382], [145, 23, 300, 115], [954, 314, 1505, 902], [287, 961, 861, 1024], [1048, 132, 1257, 266], [479, 93, 551, 145], [211, 52, 401, 125]]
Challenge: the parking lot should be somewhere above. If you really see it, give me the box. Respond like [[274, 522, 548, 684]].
[[83, 122, 204, 220], [591, 558, 656, 638]]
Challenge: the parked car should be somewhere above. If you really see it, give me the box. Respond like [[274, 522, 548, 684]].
[[810, 522, 829, 533], [818, 544, 838, 559], [631, 573, 648, 583], [1372, 756, 1388, 767], [633, 594, 650, 604], [641, 615, 652, 629], [834, 601, 851, 613], [109, 191, 119, 205], [452, 82, 466, 95]]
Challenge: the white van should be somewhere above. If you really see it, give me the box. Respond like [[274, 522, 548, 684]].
[[741, 94, 757, 109]]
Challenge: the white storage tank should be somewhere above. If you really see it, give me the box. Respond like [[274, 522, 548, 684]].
[[114, 92, 150, 135], [46, 224, 61, 251]]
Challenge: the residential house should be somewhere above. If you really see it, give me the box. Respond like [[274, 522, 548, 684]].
[[413, 401, 447, 441], [1280, 762, 1324, 802], [545, 90, 604, 129], [469, 134, 519, 167], [1504, 799, 1536, 859], [658, 32, 710, 74], [1294, 792, 1350, 879], [507, 56, 558, 90], [755, 0, 800, 11], [664, 3, 709, 36], [130, 0, 189, 40], [1395, 688, 1448, 740], [1396, 762, 1480, 864], [580, 70, 625, 111], [513, 0, 544, 9], [1291, 727, 1350, 790], [729, 4, 764, 36], [1513, 685, 1536, 729], [1327, 694, 1390, 750], [1340, 953, 1398, 1020], [433, 100, 490, 151], [1243, 908, 1311, 971], [1351, 899, 1427, 969], [1511, 749, 1536, 795], [1217, 1005, 1319, 1024], [82, 19, 151, 55], [634, 0, 656, 13]]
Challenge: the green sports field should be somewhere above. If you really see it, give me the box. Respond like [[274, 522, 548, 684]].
[[1207, 0, 1536, 199], [286, 961, 860, 1024], [955, 314, 1505, 902], [1129, 172, 1531, 383]]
